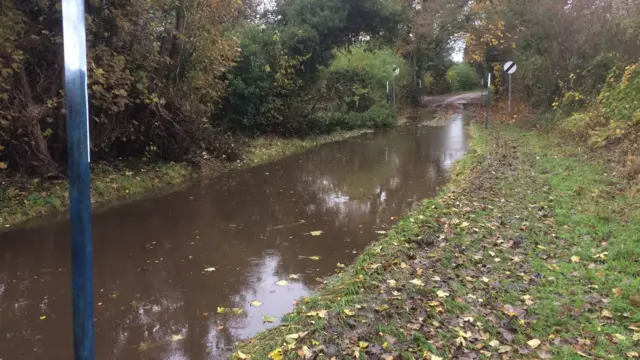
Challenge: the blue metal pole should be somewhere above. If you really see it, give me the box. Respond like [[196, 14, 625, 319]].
[[62, 0, 95, 359]]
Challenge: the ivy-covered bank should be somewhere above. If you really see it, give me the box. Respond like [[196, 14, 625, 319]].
[[0, 130, 368, 229], [234, 124, 640, 359]]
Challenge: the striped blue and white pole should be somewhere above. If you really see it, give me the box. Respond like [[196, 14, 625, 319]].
[[62, 0, 95, 359]]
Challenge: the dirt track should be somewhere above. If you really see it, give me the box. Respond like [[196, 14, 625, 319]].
[[421, 90, 483, 107]]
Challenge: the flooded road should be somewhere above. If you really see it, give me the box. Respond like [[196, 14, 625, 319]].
[[0, 113, 468, 359]]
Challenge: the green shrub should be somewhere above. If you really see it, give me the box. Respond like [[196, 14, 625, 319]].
[[446, 63, 477, 92]]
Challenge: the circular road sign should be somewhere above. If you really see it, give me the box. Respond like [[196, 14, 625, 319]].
[[504, 61, 517, 74]]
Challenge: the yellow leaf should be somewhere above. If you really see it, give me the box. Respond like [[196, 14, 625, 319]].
[[309, 256, 321, 261], [289, 274, 300, 279], [343, 309, 355, 316], [436, 290, 449, 298], [170, 334, 185, 341], [263, 315, 277, 323], [217, 307, 229, 313], [359, 341, 369, 349], [236, 351, 250, 359], [601, 309, 614, 318], [232, 308, 244, 315], [527, 339, 541, 349], [249, 300, 263, 307], [39, 315, 46, 320], [387, 279, 397, 287], [488, 340, 500, 348], [409, 279, 425, 286], [570, 256, 580, 263], [613, 333, 626, 340], [0, 162, 7, 169], [275, 280, 289, 286], [268, 348, 283, 360], [627, 351, 639, 358], [633, 333, 640, 341], [309, 230, 323, 236], [337, 263, 345, 268], [285, 333, 299, 344]]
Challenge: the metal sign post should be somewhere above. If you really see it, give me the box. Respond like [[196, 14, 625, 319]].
[[504, 61, 517, 113], [62, 0, 95, 359], [392, 66, 399, 109], [485, 73, 491, 129], [480, 77, 484, 111]]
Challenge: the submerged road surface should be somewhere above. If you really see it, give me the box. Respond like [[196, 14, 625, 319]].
[[0, 113, 469, 359]]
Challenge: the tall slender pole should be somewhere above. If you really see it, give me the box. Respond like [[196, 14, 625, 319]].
[[480, 78, 484, 111], [62, 0, 95, 359], [485, 73, 491, 129], [392, 75, 396, 109], [508, 73, 512, 113]]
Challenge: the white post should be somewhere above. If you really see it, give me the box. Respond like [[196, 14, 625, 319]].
[[508, 73, 512, 113]]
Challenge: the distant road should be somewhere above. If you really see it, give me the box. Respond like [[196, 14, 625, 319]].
[[421, 91, 483, 107]]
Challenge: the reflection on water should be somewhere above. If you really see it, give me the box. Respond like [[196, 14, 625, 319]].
[[0, 113, 469, 359]]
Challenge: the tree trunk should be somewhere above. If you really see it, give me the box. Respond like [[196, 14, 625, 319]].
[[19, 63, 58, 177]]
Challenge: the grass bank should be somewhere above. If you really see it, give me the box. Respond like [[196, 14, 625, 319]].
[[234, 124, 640, 359], [0, 129, 368, 229]]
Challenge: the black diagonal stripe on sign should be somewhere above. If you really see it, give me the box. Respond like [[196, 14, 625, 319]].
[[506, 62, 516, 73]]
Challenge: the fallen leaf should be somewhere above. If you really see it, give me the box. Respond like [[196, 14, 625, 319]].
[[39, 316, 46, 320], [527, 339, 541, 349], [630, 294, 640, 307], [570, 256, 580, 263], [263, 315, 277, 323], [359, 341, 369, 349], [275, 280, 289, 286], [309, 231, 323, 236], [489, 340, 500, 348], [268, 348, 283, 360], [231, 308, 244, 315], [217, 307, 229, 314], [409, 279, 425, 286], [387, 279, 397, 287], [236, 351, 250, 359], [309, 256, 321, 261], [0, 162, 6, 169], [375, 230, 387, 234], [436, 290, 449, 298], [289, 274, 300, 279], [336, 263, 345, 268], [601, 309, 614, 318], [204, 267, 216, 272], [298, 346, 313, 359], [497, 345, 512, 353], [627, 351, 639, 358], [170, 334, 185, 341], [343, 309, 355, 316], [249, 300, 263, 307], [285, 333, 299, 344], [613, 288, 623, 298], [613, 333, 626, 340], [306, 310, 327, 318]]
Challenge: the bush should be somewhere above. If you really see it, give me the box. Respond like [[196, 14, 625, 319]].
[[311, 102, 396, 133], [446, 63, 478, 92]]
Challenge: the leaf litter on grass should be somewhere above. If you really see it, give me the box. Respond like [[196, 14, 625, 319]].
[[232, 125, 640, 360]]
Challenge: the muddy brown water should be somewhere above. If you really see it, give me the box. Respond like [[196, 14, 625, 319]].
[[0, 113, 468, 359]]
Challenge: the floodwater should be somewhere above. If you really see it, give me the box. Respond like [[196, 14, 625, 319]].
[[0, 112, 468, 359]]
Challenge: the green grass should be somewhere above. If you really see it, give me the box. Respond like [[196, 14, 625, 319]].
[[0, 129, 369, 228], [234, 124, 640, 359]]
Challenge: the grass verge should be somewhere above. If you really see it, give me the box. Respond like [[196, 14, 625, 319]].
[[0, 129, 368, 228], [233, 124, 640, 359]]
